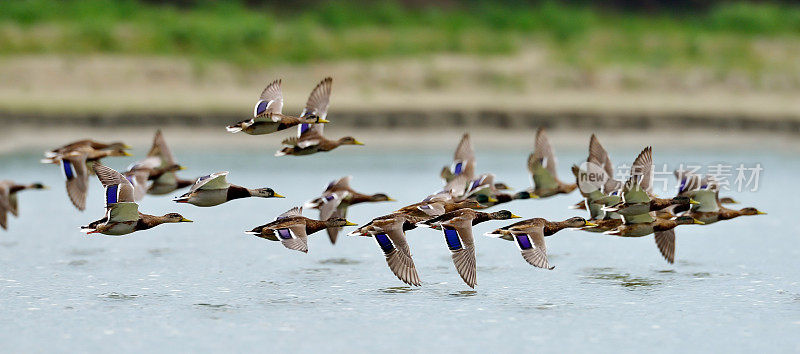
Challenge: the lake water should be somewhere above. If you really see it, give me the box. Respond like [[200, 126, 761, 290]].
[[1, 133, 798, 353]]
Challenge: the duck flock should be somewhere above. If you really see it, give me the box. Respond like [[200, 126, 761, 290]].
[[1, 77, 765, 289]]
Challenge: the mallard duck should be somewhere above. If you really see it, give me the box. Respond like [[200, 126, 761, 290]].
[[603, 215, 704, 263], [275, 78, 364, 156], [80, 163, 192, 235], [603, 196, 699, 217], [245, 206, 357, 253], [674, 171, 765, 224], [486, 217, 595, 269], [173, 172, 284, 207], [350, 213, 421, 286], [304, 176, 394, 244], [124, 138, 185, 202], [42, 140, 130, 161], [44, 142, 131, 211], [570, 134, 623, 218], [0, 181, 47, 230], [133, 130, 196, 196], [41, 140, 131, 174], [418, 209, 521, 288], [440, 133, 476, 184], [462, 173, 518, 207], [394, 196, 484, 226], [58, 151, 90, 210], [226, 79, 330, 135], [522, 128, 577, 199]]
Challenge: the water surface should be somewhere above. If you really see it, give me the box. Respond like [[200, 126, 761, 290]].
[[1, 140, 798, 353]]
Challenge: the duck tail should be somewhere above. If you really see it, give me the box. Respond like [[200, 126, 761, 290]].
[[80, 226, 98, 234], [274, 148, 290, 157], [172, 196, 190, 203], [226, 124, 243, 133], [483, 229, 504, 238]]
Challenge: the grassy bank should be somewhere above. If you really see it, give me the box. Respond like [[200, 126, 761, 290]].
[[2, 1, 800, 72]]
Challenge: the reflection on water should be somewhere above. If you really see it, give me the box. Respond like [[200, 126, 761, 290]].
[[148, 248, 170, 257], [449, 290, 477, 298], [69, 248, 105, 256], [195, 303, 233, 311], [583, 267, 662, 289], [379, 286, 417, 294], [97, 292, 140, 300], [0, 145, 797, 352], [319, 258, 361, 265]]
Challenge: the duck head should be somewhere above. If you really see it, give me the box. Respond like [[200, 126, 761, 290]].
[[563, 216, 597, 228], [301, 114, 330, 124], [338, 137, 364, 146], [670, 195, 699, 205], [325, 217, 358, 228], [370, 193, 395, 202], [108, 148, 132, 157], [163, 213, 193, 223], [493, 182, 511, 190], [674, 215, 705, 225], [739, 207, 766, 216], [251, 188, 284, 198], [489, 210, 522, 220]]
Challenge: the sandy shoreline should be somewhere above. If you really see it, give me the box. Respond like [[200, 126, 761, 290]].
[[2, 126, 799, 155]]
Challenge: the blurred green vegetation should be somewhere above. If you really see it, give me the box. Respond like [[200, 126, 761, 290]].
[[1, 0, 800, 71]]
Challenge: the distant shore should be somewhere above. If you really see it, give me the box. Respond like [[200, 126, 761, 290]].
[[3, 125, 799, 156]]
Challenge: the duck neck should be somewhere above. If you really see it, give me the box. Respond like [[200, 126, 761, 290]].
[[558, 183, 578, 194], [652, 218, 677, 232], [718, 207, 743, 221], [306, 219, 328, 234], [226, 185, 253, 200], [137, 214, 165, 230], [472, 212, 491, 224], [544, 220, 568, 235]]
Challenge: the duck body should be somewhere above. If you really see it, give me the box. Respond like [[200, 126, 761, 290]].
[[688, 207, 764, 225], [277, 136, 363, 156], [249, 216, 329, 241], [229, 114, 317, 135], [246, 207, 356, 253]]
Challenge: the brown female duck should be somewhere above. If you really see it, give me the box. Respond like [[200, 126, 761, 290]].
[[419, 208, 521, 288], [0, 181, 47, 230], [245, 207, 357, 253], [523, 128, 577, 199], [349, 213, 421, 286], [304, 176, 393, 244], [276, 78, 365, 156], [486, 217, 595, 270], [80, 164, 192, 236]]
